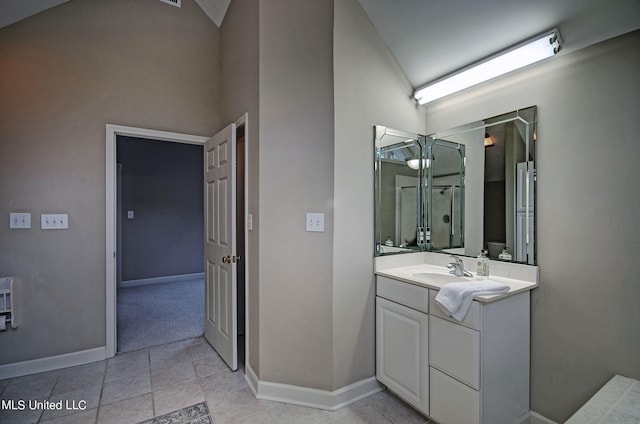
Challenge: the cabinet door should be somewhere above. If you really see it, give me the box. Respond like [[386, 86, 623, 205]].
[[376, 297, 429, 414]]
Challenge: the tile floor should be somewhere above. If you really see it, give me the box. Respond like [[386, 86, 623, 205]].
[[0, 337, 434, 424], [565, 374, 640, 424]]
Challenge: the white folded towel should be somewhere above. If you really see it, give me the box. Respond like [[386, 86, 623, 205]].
[[435, 280, 510, 321]]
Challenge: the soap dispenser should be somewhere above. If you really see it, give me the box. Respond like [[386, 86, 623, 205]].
[[384, 236, 393, 247], [476, 249, 490, 278]]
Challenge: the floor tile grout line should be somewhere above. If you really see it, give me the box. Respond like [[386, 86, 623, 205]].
[[3, 339, 428, 424]]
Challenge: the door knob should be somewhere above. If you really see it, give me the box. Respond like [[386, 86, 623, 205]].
[[222, 255, 241, 264]]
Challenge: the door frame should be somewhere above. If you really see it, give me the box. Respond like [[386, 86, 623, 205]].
[[105, 116, 249, 359]]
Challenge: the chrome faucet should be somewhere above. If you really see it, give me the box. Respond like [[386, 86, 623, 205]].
[[447, 255, 473, 277]]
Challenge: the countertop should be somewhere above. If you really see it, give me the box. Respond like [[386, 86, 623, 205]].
[[376, 264, 538, 303]]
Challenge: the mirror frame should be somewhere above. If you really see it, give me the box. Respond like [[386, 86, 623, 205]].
[[374, 106, 537, 265]]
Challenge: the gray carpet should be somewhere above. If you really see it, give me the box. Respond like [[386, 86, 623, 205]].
[[117, 279, 204, 353]]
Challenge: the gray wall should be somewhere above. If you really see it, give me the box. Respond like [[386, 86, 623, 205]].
[[332, 0, 425, 390], [118, 136, 204, 281], [0, 0, 220, 364], [258, 0, 336, 391], [423, 30, 640, 422]]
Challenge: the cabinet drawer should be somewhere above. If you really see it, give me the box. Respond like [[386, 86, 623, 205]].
[[430, 367, 479, 424], [429, 289, 480, 330], [430, 315, 480, 389], [377, 276, 429, 313]]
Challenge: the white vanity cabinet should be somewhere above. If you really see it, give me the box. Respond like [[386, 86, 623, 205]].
[[375, 276, 429, 415], [376, 274, 531, 424]]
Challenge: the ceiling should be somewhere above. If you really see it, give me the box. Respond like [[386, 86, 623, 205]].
[[0, 0, 230, 29], [0, 0, 69, 29], [357, 0, 640, 90], [2, 0, 639, 92]]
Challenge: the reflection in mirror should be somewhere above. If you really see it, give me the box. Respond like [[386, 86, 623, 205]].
[[374, 106, 537, 265], [425, 138, 465, 252], [374, 126, 423, 255]]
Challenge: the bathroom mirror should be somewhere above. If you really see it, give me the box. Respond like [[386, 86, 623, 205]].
[[374, 126, 424, 255], [374, 106, 537, 265]]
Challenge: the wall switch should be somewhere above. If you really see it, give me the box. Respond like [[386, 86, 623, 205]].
[[247, 213, 253, 231], [127, 210, 135, 219], [9, 213, 31, 229], [41, 214, 69, 230], [306, 213, 324, 232]]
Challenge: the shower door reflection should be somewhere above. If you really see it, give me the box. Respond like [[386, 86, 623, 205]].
[[396, 176, 419, 247], [426, 138, 465, 251], [430, 185, 462, 249]]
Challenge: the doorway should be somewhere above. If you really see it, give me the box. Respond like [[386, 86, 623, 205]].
[[105, 119, 249, 365], [116, 136, 204, 353]]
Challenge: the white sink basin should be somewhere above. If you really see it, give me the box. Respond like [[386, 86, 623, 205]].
[[408, 268, 474, 284]]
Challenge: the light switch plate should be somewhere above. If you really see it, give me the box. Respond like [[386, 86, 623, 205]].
[[127, 210, 135, 219], [9, 213, 31, 229], [306, 213, 324, 232], [41, 214, 69, 230]]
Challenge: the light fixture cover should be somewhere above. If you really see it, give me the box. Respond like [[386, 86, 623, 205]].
[[414, 29, 562, 105], [406, 158, 429, 169], [484, 133, 494, 147]]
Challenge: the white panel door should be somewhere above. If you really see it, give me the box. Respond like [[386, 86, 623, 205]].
[[204, 123, 238, 371]]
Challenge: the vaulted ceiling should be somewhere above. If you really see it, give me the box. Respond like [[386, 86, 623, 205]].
[[2, 0, 639, 93], [0, 0, 230, 29], [358, 0, 640, 89]]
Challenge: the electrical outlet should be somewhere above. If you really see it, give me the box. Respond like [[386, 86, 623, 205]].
[[41, 214, 69, 230], [9, 213, 31, 229], [306, 213, 324, 232]]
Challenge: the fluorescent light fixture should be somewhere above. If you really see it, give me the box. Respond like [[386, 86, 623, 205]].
[[414, 29, 562, 105]]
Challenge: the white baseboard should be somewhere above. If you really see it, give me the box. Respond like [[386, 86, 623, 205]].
[[245, 363, 259, 396], [0, 346, 107, 380], [513, 410, 558, 424], [120, 272, 204, 288], [529, 411, 559, 424], [244, 364, 383, 411]]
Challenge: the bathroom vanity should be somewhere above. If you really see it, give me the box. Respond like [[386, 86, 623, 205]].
[[375, 253, 537, 424], [373, 107, 540, 423]]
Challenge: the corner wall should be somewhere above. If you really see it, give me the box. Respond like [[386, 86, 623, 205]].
[[422, 29, 640, 422], [257, 0, 336, 390], [332, 0, 424, 390], [0, 0, 221, 365]]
